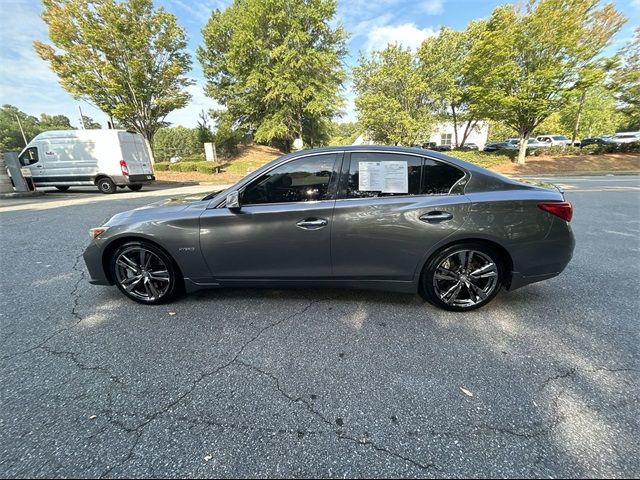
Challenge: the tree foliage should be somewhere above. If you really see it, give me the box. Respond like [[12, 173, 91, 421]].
[[0, 105, 81, 150], [197, 0, 347, 151], [612, 27, 640, 131], [34, 0, 192, 141], [465, 0, 624, 163], [353, 44, 433, 145], [82, 115, 103, 129], [152, 126, 201, 161], [418, 24, 484, 147], [328, 121, 360, 146]]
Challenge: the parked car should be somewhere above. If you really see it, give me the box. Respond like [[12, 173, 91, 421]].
[[83, 146, 575, 312], [536, 135, 572, 147], [18, 129, 155, 193], [506, 138, 548, 149], [609, 132, 640, 144], [483, 142, 518, 152], [460, 143, 479, 150], [421, 142, 437, 150], [432, 144, 454, 151], [580, 137, 615, 148]]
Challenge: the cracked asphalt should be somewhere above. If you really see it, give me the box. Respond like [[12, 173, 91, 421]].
[[1, 177, 639, 478]]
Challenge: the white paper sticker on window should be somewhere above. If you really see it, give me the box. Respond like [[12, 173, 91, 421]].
[[358, 161, 408, 193], [381, 161, 408, 193], [358, 161, 383, 191]]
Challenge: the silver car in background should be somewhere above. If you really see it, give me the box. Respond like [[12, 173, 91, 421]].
[[83, 146, 575, 311]]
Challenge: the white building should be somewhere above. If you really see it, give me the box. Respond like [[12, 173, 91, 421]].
[[352, 121, 489, 149]]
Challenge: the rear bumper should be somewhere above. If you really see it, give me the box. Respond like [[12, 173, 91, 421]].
[[507, 220, 575, 291], [112, 174, 155, 185]]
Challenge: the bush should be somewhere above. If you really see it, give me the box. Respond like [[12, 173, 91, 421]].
[[581, 141, 640, 155], [168, 161, 202, 172], [529, 146, 582, 157], [196, 162, 219, 174], [449, 150, 515, 167], [154, 162, 170, 171]]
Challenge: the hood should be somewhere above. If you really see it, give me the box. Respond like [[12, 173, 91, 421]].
[[104, 194, 211, 226]]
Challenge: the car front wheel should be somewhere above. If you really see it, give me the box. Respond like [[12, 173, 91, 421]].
[[421, 243, 503, 311], [110, 241, 180, 304]]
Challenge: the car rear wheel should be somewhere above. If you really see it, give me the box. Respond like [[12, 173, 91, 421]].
[[128, 184, 143, 191], [110, 241, 180, 304], [421, 243, 503, 311], [97, 177, 117, 194]]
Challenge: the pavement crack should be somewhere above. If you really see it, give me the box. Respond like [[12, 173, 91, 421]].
[[98, 297, 317, 478], [236, 360, 439, 473], [1, 252, 87, 361]]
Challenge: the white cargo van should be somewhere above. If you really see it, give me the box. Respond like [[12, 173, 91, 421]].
[[18, 129, 155, 193]]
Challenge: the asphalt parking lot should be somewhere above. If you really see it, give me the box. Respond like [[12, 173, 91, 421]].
[[1, 176, 639, 478]]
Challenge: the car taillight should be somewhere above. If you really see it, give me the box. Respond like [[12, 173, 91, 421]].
[[538, 202, 573, 222], [120, 160, 129, 176]]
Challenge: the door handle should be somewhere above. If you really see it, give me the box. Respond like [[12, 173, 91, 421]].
[[35, 165, 43, 168], [296, 218, 328, 230], [420, 211, 453, 222]]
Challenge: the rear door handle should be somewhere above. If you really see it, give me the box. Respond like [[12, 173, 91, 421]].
[[420, 211, 453, 222], [296, 218, 328, 230]]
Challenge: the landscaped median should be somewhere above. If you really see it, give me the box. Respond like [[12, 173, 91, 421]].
[[153, 144, 640, 185]]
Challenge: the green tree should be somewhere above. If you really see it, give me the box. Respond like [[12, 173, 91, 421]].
[[612, 28, 640, 131], [328, 121, 360, 145], [353, 44, 433, 146], [152, 126, 201, 161], [466, 0, 625, 163], [82, 115, 103, 129], [198, 0, 347, 152], [418, 24, 484, 148], [0, 105, 40, 150], [34, 0, 192, 141], [39, 114, 73, 130], [196, 109, 215, 145], [559, 82, 621, 140]]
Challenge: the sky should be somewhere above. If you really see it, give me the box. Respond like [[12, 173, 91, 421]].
[[0, 0, 638, 129]]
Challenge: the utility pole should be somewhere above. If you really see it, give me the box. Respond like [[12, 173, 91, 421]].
[[15, 114, 28, 147], [78, 105, 86, 129]]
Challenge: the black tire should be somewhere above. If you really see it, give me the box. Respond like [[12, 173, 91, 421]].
[[128, 184, 143, 191], [118, 185, 126, 189], [110, 241, 181, 304], [420, 242, 504, 312], [55, 186, 70, 191], [97, 177, 117, 194]]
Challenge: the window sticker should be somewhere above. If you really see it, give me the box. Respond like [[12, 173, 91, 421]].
[[358, 161, 408, 193]]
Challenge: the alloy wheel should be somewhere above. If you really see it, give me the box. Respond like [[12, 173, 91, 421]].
[[432, 249, 499, 308], [114, 246, 172, 302]]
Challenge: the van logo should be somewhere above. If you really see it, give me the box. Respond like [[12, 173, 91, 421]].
[[46, 151, 55, 155]]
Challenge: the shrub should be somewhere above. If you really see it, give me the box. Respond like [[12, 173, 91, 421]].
[[449, 150, 515, 167], [153, 162, 170, 171], [168, 161, 201, 172], [196, 162, 219, 174]]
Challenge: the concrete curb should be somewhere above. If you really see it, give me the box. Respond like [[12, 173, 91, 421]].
[[0, 191, 46, 199]]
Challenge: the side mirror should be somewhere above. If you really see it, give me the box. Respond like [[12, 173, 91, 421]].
[[226, 190, 241, 210]]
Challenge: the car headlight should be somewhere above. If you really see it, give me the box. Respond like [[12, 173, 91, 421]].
[[89, 227, 109, 239]]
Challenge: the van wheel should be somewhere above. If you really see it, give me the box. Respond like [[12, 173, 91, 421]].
[[128, 184, 143, 191], [97, 177, 117, 194], [55, 186, 69, 191]]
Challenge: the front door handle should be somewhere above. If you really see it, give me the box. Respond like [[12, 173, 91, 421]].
[[296, 218, 328, 230], [420, 211, 453, 222]]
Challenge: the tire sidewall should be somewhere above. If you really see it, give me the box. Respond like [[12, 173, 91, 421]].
[[127, 184, 143, 191], [97, 178, 117, 194], [421, 243, 504, 312], [110, 241, 179, 304]]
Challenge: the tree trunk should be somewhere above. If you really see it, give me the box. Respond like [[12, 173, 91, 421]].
[[517, 134, 528, 164], [451, 104, 459, 148], [571, 90, 586, 146]]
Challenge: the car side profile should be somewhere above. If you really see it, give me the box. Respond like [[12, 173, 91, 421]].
[[83, 146, 575, 311]]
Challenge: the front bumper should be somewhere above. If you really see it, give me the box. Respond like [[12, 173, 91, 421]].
[[83, 240, 112, 286]]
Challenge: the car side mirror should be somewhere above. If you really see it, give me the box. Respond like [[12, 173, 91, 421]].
[[226, 190, 241, 210]]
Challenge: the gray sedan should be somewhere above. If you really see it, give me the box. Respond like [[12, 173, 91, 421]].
[[83, 146, 575, 311]]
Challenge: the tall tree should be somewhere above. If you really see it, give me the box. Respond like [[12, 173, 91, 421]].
[[559, 83, 621, 139], [81, 115, 103, 129], [612, 28, 640, 131], [34, 0, 193, 141], [0, 105, 40, 150], [353, 44, 433, 146], [465, 0, 625, 164], [198, 0, 347, 152], [196, 110, 215, 145], [39, 114, 74, 130], [418, 24, 484, 148]]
